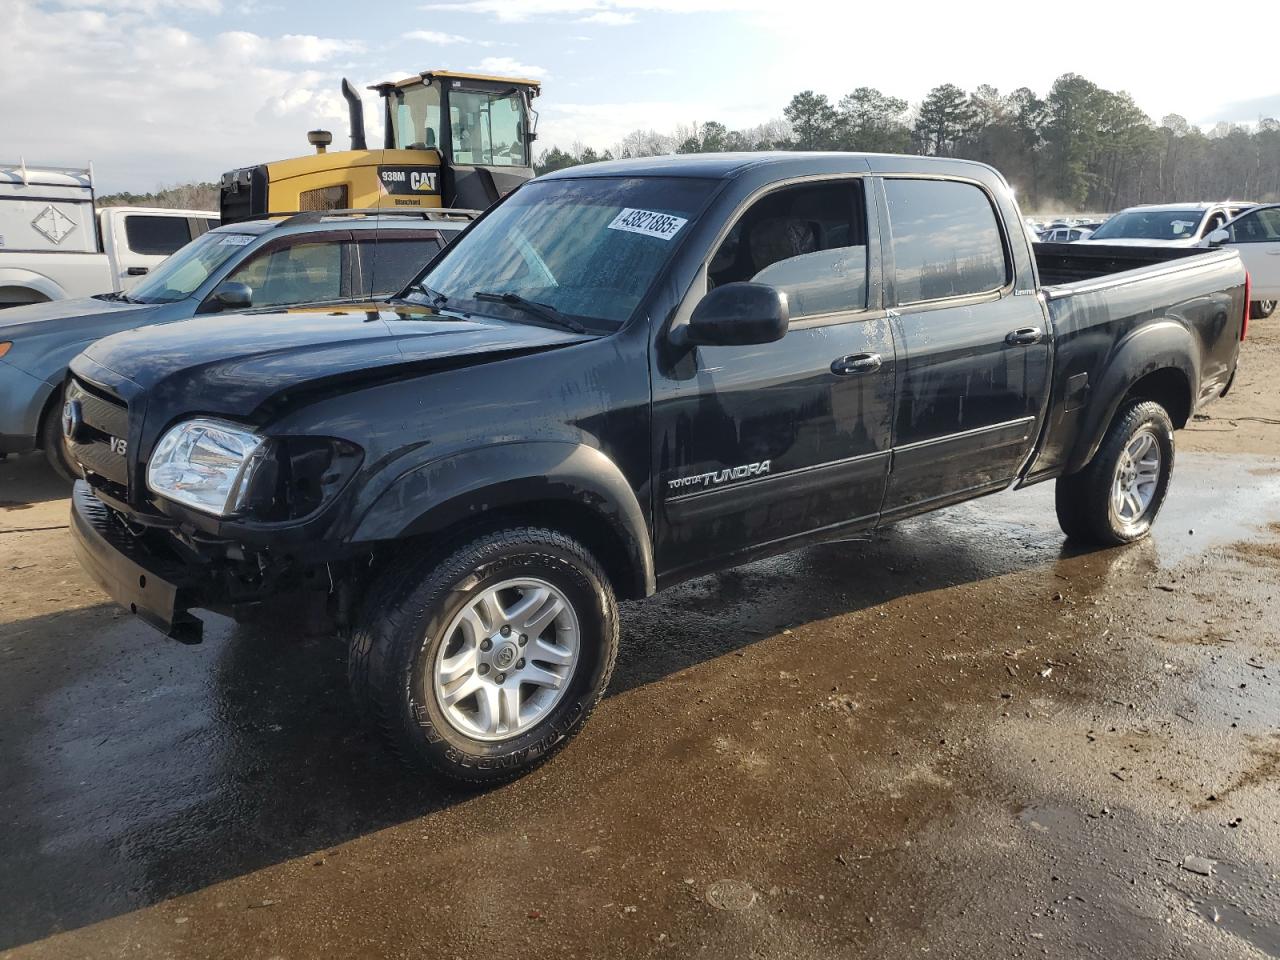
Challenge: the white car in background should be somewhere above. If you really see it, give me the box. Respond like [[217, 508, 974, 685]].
[[1083, 202, 1253, 248], [1040, 225, 1094, 242], [1207, 203, 1280, 319]]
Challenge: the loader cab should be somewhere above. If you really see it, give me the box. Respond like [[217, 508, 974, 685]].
[[219, 70, 540, 223], [377, 71, 540, 212]]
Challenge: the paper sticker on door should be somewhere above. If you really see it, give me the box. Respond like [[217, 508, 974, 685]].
[[607, 208, 688, 241]]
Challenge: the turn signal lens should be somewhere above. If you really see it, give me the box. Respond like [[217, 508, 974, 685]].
[[0, 341, 11, 359]]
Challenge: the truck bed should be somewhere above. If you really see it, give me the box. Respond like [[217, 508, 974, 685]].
[[1025, 241, 1246, 484], [1033, 242, 1212, 289]]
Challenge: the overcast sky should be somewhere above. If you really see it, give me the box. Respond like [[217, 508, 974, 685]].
[[4, 0, 1278, 194]]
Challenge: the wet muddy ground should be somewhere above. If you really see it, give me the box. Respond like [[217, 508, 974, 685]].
[[2, 322, 1278, 959]]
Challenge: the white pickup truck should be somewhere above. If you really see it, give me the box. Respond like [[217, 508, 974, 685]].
[[0, 161, 217, 308]]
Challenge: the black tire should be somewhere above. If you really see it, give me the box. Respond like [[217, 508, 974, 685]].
[[1053, 400, 1175, 546], [1252, 299, 1277, 320], [1053, 470, 1093, 542], [348, 527, 619, 785], [38, 391, 77, 483]]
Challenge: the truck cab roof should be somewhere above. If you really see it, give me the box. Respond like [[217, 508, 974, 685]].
[[209, 208, 477, 239], [537, 151, 1005, 184]]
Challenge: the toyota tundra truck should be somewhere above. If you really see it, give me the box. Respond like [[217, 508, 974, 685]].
[[62, 153, 1249, 784]]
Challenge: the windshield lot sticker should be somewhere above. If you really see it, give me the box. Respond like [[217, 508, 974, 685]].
[[608, 208, 688, 241], [219, 235, 255, 246]]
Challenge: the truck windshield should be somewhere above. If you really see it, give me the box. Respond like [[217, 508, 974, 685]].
[[409, 176, 716, 329], [449, 89, 528, 167], [1089, 209, 1205, 241], [129, 231, 257, 304]]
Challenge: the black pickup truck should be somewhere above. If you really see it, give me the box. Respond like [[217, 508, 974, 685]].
[[64, 153, 1249, 782]]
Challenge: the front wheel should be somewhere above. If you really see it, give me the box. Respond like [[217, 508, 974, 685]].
[[1054, 400, 1175, 546], [1251, 299, 1276, 320], [39, 391, 77, 483], [348, 527, 619, 784]]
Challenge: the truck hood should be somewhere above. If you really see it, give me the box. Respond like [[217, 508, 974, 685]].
[[77, 301, 594, 419], [0, 295, 159, 339]]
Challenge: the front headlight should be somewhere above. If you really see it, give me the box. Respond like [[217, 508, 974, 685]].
[[147, 419, 267, 516]]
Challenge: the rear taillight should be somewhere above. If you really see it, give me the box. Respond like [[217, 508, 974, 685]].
[[1242, 272, 1251, 341]]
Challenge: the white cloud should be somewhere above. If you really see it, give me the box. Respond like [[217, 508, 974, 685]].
[[473, 56, 549, 80], [577, 11, 634, 24], [49, 0, 222, 11], [0, 2, 376, 192], [421, 0, 769, 22], [279, 34, 365, 63], [425, 0, 773, 15], [405, 29, 490, 45]]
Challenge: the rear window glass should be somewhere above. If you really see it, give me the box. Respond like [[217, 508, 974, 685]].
[[124, 215, 192, 256], [884, 179, 1008, 304], [359, 236, 444, 297]]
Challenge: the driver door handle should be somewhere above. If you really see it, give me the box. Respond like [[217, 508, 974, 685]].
[[831, 353, 882, 375], [1006, 327, 1043, 346]]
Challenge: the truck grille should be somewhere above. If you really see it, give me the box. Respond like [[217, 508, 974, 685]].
[[64, 377, 130, 491]]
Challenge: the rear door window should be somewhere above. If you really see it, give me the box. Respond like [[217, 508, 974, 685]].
[[708, 180, 869, 319], [124, 215, 193, 256], [884, 179, 1008, 304], [357, 234, 445, 298]]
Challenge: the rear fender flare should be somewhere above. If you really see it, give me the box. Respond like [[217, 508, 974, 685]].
[[1064, 319, 1197, 474], [0, 269, 67, 304], [348, 441, 655, 597]]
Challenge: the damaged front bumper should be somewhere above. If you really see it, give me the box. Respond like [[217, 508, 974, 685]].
[[70, 481, 205, 643]]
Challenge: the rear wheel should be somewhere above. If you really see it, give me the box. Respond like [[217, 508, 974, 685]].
[[1054, 400, 1174, 546], [39, 391, 77, 482], [1251, 299, 1276, 320], [348, 527, 619, 784]]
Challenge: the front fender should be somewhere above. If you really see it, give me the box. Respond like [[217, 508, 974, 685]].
[[0, 361, 57, 450], [1064, 319, 1197, 474], [348, 441, 655, 597]]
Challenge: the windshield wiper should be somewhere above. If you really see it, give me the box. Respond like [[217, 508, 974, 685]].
[[472, 291, 587, 334], [94, 291, 136, 304]]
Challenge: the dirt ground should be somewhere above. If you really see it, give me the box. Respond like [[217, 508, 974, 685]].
[[1, 321, 1277, 959]]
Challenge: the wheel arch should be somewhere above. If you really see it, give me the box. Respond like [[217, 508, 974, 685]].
[[0, 269, 67, 306], [1064, 320, 1197, 475], [348, 442, 655, 600]]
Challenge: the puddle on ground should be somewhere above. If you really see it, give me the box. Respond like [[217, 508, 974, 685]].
[[1184, 859, 1280, 957], [931, 453, 1280, 571], [1017, 803, 1087, 836]]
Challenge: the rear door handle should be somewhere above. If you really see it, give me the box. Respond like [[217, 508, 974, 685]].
[[831, 353, 882, 375], [1005, 327, 1043, 346], [126, 266, 149, 276]]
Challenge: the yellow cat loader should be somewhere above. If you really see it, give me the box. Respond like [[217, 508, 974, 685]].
[[220, 70, 541, 223]]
